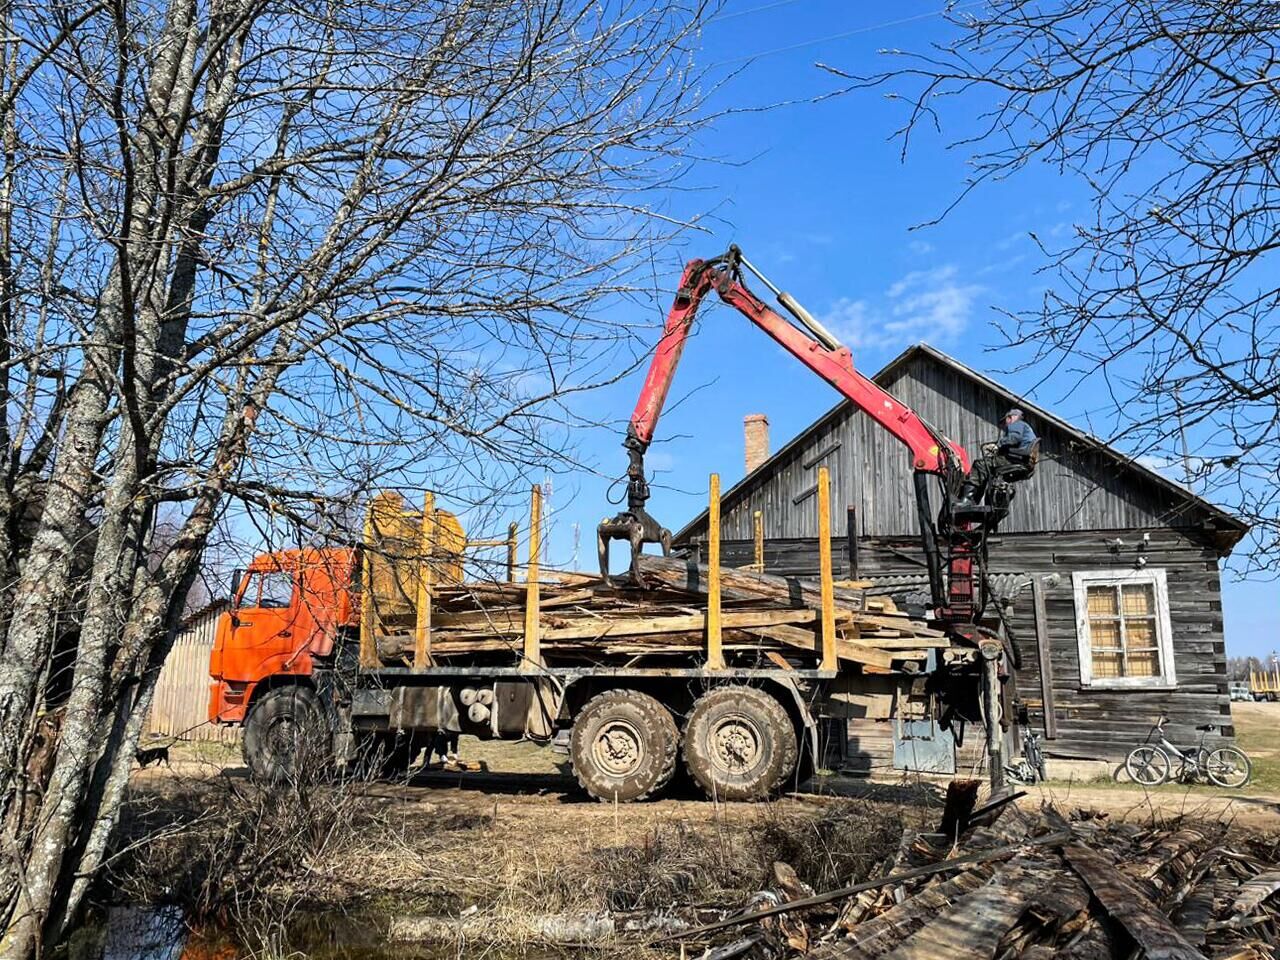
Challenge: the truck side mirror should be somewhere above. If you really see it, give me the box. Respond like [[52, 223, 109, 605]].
[[230, 568, 244, 605]]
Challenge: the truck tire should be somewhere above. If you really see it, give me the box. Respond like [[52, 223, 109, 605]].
[[243, 685, 332, 783], [570, 689, 678, 802], [683, 686, 797, 801]]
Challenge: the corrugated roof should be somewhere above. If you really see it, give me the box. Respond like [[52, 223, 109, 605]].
[[181, 597, 230, 627], [674, 342, 1248, 545]]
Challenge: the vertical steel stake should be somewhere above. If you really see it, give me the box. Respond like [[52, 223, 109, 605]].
[[707, 473, 724, 670], [522, 484, 542, 671], [359, 502, 379, 669], [414, 491, 435, 671], [506, 521, 518, 583]]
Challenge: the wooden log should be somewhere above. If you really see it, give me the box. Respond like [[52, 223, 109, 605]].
[[637, 554, 944, 639]]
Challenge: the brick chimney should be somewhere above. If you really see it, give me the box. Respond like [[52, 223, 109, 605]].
[[744, 414, 770, 473]]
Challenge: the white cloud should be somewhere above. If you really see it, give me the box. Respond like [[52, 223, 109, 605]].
[[822, 297, 876, 349], [645, 449, 676, 472], [884, 266, 980, 343], [824, 266, 981, 351]]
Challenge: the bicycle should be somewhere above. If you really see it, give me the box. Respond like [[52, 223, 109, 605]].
[[1004, 729, 1047, 785], [1124, 714, 1251, 788]]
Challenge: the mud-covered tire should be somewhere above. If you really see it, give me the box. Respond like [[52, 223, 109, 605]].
[[683, 686, 797, 801], [243, 685, 332, 784], [570, 689, 678, 802]]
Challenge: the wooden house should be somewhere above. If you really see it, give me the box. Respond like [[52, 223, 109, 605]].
[[675, 343, 1248, 773]]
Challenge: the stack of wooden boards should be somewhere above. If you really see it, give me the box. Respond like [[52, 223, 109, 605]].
[[372, 554, 951, 670], [679, 805, 1280, 959]]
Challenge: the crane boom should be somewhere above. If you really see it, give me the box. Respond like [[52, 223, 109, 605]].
[[598, 245, 992, 628], [628, 250, 970, 476]]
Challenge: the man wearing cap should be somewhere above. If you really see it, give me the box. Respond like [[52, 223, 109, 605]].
[[955, 408, 1037, 507]]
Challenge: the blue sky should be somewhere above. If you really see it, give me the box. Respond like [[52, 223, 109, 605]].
[[520, 1, 1276, 660]]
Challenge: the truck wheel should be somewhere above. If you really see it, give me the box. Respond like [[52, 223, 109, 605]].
[[570, 689, 678, 802], [243, 686, 331, 783], [683, 686, 797, 801]]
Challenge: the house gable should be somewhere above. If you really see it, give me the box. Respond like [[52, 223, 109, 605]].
[[675, 344, 1247, 550]]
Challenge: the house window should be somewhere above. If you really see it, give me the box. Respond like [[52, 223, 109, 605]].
[[1072, 569, 1176, 688]]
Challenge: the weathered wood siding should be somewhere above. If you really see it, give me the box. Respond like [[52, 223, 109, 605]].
[[145, 602, 239, 743], [679, 351, 1229, 542], [712, 527, 1231, 761]]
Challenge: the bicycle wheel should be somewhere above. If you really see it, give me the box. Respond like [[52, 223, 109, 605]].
[[1125, 745, 1170, 786], [1205, 746, 1251, 788]]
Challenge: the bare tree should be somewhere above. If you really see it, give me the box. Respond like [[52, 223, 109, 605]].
[[825, 0, 1280, 570], [0, 1, 712, 955]]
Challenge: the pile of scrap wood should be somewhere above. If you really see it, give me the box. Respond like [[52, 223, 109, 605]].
[[667, 800, 1280, 959], [372, 554, 953, 670]]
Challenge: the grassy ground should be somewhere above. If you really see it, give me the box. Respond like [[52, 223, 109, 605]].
[[1039, 700, 1279, 794], [1015, 700, 1280, 830]]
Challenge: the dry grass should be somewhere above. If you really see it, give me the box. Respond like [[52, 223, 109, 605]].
[[109, 767, 915, 955]]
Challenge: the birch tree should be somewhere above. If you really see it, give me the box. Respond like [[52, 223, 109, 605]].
[[829, 0, 1280, 568], [0, 1, 710, 955]]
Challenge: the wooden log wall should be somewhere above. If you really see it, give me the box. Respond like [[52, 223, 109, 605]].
[[675, 349, 1244, 546], [708, 526, 1231, 762]]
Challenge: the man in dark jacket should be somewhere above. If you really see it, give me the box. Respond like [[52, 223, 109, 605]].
[[955, 408, 1037, 507]]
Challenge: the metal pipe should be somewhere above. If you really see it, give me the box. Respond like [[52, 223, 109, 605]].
[[738, 253, 842, 350], [913, 471, 946, 611]]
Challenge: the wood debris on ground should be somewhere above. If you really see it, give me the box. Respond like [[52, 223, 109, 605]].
[[667, 797, 1280, 959], [373, 554, 954, 671]]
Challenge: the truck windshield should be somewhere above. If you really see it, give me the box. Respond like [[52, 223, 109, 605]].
[[244, 570, 295, 608]]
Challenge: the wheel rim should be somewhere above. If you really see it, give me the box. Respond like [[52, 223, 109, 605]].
[[708, 713, 764, 775], [266, 713, 303, 764], [593, 718, 644, 777], [1207, 749, 1248, 787], [1128, 747, 1167, 785]]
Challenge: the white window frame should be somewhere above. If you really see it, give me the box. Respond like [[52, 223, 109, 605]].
[[1072, 568, 1177, 689]]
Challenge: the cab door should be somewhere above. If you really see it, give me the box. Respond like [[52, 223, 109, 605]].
[[225, 568, 301, 679]]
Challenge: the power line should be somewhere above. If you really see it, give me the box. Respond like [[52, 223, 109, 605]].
[[707, 0, 807, 24], [710, 1, 985, 67]]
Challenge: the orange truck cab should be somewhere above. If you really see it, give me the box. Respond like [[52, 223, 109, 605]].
[[208, 548, 358, 725]]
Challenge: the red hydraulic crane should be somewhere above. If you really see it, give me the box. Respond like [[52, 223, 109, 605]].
[[598, 245, 989, 628]]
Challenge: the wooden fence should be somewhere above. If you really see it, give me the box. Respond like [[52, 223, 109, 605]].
[[144, 600, 239, 743]]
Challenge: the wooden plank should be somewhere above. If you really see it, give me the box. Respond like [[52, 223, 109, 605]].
[[886, 868, 1033, 960], [743, 624, 896, 668], [753, 508, 764, 572], [521, 484, 542, 671], [1063, 844, 1209, 960], [818, 466, 837, 671], [413, 491, 434, 671], [1223, 869, 1280, 926], [707, 473, 724, 670], [813, 868, 995, 958], [765, 651, 793, 670], [542, 607, 841, 641], [1031, 576, 1056, 738]]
